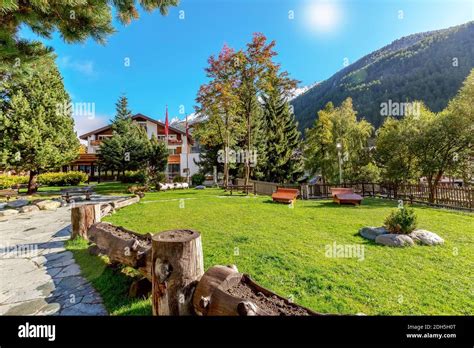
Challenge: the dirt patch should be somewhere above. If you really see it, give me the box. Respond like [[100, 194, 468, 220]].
[[226, 282, 312, 316]]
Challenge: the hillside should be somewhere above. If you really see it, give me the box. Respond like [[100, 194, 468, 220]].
[[291, 21, 474, 132]]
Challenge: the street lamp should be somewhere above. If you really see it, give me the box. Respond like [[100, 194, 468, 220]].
[[336, 142, 343, 185]]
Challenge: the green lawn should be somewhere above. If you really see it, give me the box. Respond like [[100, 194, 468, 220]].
[[67, 185, 474, 316]]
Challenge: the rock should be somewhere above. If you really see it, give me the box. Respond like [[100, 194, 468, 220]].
[[195, 185, 206, 190], [0, 202, 7, 209], [35, 200, 61, 211], [409, 229, 444, 246], [0, 209, 19, 217], [375, 234, 414, 247], [7, 199, 29, 208], [359, 226, 388, 241], [19, 205, 40, 214], [53, 198, 68, 207]]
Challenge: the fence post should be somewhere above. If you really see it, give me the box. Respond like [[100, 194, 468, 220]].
[[151, 229, 204, 316]]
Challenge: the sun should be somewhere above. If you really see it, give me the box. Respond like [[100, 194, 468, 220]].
[[304, 1, 343, 34]]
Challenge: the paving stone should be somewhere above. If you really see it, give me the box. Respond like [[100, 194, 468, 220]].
[[0, 202, 110, 316]]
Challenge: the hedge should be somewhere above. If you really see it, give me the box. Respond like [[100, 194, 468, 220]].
[[121, 170, 147, 184], [0, 175, 28, 189]]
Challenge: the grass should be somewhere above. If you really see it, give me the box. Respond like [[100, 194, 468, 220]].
[[67, 184, 474, 316]]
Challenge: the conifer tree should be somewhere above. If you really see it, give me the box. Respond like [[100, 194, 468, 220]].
[[262, 87, 302, 183], [0, 59, 80, 193], [98, 95, 149, 176], [0, 0, 179, 77]]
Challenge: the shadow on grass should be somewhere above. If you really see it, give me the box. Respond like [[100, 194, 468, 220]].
[[66, 238, 152, 315], [301, 199, 397, 209]]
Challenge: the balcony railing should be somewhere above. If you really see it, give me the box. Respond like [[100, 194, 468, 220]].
[[90, 140, 101, 146]]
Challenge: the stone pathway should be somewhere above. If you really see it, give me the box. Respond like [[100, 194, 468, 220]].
[[0, 196, 123, 315]]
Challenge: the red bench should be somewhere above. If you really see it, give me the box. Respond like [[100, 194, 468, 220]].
[[330, 187, 363, 205], [272, 188, 299, 204]]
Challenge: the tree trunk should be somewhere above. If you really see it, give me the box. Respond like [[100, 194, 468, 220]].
[[71, 204, 101, 240], [27, 170, 38, 194], [152, 229, 204, 316], [87, 222, 152, 279]]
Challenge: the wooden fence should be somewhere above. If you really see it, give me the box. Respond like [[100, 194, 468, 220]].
[[306, 182, 473, 211], [235, 179, 473, 211]]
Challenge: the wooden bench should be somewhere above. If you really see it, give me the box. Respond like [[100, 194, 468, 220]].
[[0, 188, 19, 201], [330, 187, 363, 205], [61, 190, 92, 203], [223, 184, 254, 195], [272, 188, 299, 204]]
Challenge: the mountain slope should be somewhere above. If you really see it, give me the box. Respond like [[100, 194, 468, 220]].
[[291, 22, 474, 132]]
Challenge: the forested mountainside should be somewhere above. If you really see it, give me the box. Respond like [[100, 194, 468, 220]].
[[291, 21, 474, 132]]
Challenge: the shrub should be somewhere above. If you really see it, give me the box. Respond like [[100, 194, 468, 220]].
[[191, 173, 205, 186], [384, 206, 417, 234], [151, 172, 167, 190], [121, 170, 147, 184], [127, 185, 148, 194], [0, 175, 28, 189], [37, 171, 88, 186], [173, 175, 185, 183]]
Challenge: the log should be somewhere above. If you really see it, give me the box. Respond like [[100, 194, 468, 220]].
[[87, 222, 152, 279], [151, 229, 204, 316], [100, 203, 114, 217], [71, 204, 101, 240], [192, 264, 241, 316], [111, 195, 140, 210], [192, 265, 320, 316]]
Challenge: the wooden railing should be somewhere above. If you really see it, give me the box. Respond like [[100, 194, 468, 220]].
[[305, 182, 473, 211], [234, 179, 473, 211]]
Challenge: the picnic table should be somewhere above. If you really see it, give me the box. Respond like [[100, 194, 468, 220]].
[[61, 188, 92, 203]]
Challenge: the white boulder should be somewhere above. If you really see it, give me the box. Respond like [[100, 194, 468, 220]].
[[375, 234, 414, 247], [409, 229, 444, 246]]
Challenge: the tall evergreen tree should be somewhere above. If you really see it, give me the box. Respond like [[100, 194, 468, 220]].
[[147, 134, 168, 184], [0, 59, 80, 193], [261, 87, 302, 183], [98, 95, 149, 176]]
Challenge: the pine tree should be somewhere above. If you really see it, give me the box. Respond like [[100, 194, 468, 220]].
[[98, 95, 149, 176], [0, 0, 179, 77], [261, 88, 302, 183], [148, 134, 168, 185], [0, 58, 80, 193]]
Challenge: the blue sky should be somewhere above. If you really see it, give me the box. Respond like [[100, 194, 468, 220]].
[[21, 0, 473, 135]]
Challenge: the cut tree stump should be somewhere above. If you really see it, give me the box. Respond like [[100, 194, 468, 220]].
[[151, 229, 204, 316], [71, 204, 101, 240]]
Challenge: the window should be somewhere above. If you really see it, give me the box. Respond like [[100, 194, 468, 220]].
[[168, 164, 180, 173], [98, 135, 112, 140], [168, 148, 176, 155]]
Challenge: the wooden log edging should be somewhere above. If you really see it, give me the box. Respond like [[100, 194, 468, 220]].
[[193, 265, 319, 316], [83, 221, 327, 316], [87, 222, 152, 280]]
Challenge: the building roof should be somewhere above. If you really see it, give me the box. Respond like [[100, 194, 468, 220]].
[[79, 113, 191, 140]]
